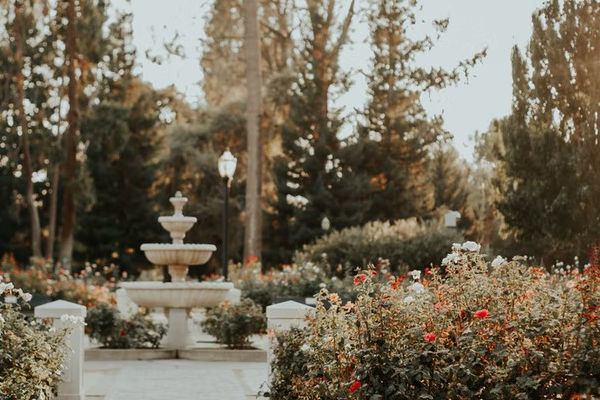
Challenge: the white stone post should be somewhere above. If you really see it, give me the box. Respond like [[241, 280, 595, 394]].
[[35, 300, 86, 400], [265, 301, 314, 378]]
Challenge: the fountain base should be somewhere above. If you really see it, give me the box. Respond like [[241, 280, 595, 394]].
[[121, 281, 234, 349], [165, 308, 195, 348]]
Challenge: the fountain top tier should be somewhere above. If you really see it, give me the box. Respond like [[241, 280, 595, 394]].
[[140, 191, 216, 281], [156, 191, 198, 244]]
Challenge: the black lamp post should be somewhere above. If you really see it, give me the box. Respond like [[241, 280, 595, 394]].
[[218, 149, 237, 279]]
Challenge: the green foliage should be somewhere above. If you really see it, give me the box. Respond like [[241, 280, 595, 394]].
[[268, 244, 600, 399], [77, 81, 169, 271], [0, 283, 69, 400], [297, 218, 463, 276], [262, 328, 310, 400], [267, 1, 360, 264], [201, 298, 266, 349], [85, 303, 166, 349], [486, 0, 600, 261]]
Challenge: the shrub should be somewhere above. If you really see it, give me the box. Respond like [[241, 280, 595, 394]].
[[263, 328, 310, 399], [227, 260, 330, 309], [268, 243, 600, 399], [86, 303, 166, 348], [201, 298, 266, 348], [0, 282, 70, 400], [296, 218, 463, 276]]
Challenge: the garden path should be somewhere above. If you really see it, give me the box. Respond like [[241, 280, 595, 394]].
[[85, 359, 268, 399]]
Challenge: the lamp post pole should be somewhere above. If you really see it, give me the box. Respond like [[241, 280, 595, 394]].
[[222, 177, 229, 279], [218, 149, 237, 280]]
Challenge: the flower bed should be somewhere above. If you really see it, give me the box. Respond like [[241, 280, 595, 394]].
[[267, 243, 600, 399], [0, 255, 117, 307]]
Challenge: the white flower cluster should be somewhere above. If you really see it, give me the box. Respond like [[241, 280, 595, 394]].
[[60, 314, 86, 326], [0, 282, 14, 294], [408, 282, 425, 294], [443, 241, 483, 266], [1, 282, 32, 302], [491, 256, 507, 268], [461, 241, 481, 253], [408, 270, 421, 280]]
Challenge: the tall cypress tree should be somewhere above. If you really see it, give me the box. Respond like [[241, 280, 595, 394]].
[[491, 0, 600, 261]]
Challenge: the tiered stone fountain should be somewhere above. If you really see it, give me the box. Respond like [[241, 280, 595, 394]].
[[122, 191, 233, 349]]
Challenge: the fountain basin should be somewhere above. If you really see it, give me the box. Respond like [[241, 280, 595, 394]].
[[140, 243, 216, 266], [121, 281, 234, 309], [158, 216, 197, 237]]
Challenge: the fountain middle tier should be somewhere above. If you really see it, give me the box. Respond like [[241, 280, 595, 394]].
[[140, 243, 216, 282]]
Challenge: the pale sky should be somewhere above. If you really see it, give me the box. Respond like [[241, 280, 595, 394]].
[[118, 0, 541, 162]]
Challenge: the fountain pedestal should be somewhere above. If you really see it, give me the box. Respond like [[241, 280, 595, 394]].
[[122, 192, 232, 349]]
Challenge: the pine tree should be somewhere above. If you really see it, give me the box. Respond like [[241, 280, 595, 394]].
[[428, 144, 470, 216], [354, 0, 484, 223], [267, 0, 357, 262]]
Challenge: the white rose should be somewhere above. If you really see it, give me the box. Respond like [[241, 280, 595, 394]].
[[408, 270, 421, 280], [491, 256, 506, 268], [21, 292, 33, 302], [408, 282, 425, 294], [442, 253, 459, 266], [403, 295, 415, 304], [461, 241, 481, 253]]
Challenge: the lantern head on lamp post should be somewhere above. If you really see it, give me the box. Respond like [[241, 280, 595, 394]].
[[218, 149, 237, 279], [218, 149, 237, 186]]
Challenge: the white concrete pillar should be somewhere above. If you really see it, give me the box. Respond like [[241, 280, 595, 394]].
[[35, 300, 86, 400], [265, 301, 314, 378]]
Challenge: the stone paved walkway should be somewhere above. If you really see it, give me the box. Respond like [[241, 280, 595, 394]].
[[85, 360, 268, 400]]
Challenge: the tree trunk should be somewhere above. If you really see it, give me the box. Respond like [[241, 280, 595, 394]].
[[45, 163, 60, 260], [59, 0, 79, 263], [243, 0, 263, 261], [14, 1, 42, 258]]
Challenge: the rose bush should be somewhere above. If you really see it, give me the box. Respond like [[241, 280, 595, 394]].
[[201, 298, 266, 348], [267, 243, 600, 399], [85, 303, 166, 348], [213, 260, 330, 309], [0, 281, 70, 400]]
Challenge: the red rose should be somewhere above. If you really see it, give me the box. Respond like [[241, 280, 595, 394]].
[[474, 309, 490, 319], [119, 330, 126, 337], [349, 380, 362, 393], [423, 332, 436, 342], [353, 274, 367, 285]]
